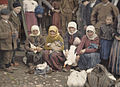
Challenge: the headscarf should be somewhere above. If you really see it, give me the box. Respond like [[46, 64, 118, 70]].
[[86, 25, 98, 40], [67, 21, 78, 35], [29, 25, 40, 36], [48, 25, 59, 39], [45, 25, 64, 50]]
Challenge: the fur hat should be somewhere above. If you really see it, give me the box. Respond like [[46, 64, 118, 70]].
[[13, 1, 21, 8], [0, 8, 10, 15]]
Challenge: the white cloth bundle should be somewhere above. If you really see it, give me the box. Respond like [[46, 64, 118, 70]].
[[67, 70, 87, 87]]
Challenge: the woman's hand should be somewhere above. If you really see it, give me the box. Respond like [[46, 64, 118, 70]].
[[76, 55, 80, 62], [115, 36, 120, 40], [80, 49, 86, 54]]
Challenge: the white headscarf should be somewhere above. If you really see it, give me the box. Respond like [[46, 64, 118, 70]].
[[30, 25, 40, 36], [67, 21, 78, 35], [86, 25, 98, 40]]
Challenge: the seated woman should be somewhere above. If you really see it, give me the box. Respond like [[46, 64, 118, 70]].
[[64, 21, 82, 57], [24, 25, 45, 68], [43, 25, 65, 71], [63, 21, 82, 70], [76, 25, 101, 70]]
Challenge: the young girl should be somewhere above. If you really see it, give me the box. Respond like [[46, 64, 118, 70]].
[[76, 25, 101, 70], [100, 15, 115, 67], [108, 15, 120, 76], [43, 25, 65, 71]]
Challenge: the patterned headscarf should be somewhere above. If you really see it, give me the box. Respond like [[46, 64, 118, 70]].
[[86, 25, 98, 40], [30, 25, 40, 36]]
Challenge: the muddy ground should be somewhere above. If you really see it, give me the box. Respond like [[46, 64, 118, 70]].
[[0, 50, 70, 87]]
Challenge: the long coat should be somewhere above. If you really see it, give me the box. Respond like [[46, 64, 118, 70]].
[[9, 11, 21, 38], [0, 19, 17, 50]]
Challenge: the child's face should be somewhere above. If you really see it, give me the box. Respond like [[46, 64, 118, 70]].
[[32, 30, 39, 35], [14, 6, 21, 14], [87, 30, 94, 37], [1, 15, 10, 20], [69, 27, 76, 33], [106, 17, 113, 25]]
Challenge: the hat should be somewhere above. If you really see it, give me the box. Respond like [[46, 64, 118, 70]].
[[0, 8, 10, 15], [13, 1, 21, 8]]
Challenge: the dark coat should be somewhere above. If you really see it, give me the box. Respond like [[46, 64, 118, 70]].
[[100, 24, 115, 40], [64, 31, 82, 50]]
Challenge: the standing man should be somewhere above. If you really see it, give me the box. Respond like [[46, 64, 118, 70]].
[[9, 1, 22, 66], [60, 0, 78, 35], [0, 8, 17, 73]]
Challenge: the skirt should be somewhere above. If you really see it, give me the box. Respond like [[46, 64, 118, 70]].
[[78, 53, 101, 70], [108, 39, 120, 75], [100, 39, 113, 60], [25, 12, 37, 35], [43, 50, 65, 71]]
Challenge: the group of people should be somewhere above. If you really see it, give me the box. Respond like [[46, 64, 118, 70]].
[[0, 0, 120, 78]]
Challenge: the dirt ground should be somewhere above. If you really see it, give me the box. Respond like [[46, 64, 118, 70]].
[[0, 49, 70, 87]]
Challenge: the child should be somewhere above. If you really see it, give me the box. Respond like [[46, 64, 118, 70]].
[[0, 8, 18, 73], [100, 15, 115, 67], [108, 14, 120, 76]]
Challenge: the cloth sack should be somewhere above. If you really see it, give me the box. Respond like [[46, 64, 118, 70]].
[[67, 70, 87, 87], [84, 64, 116, 87]]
